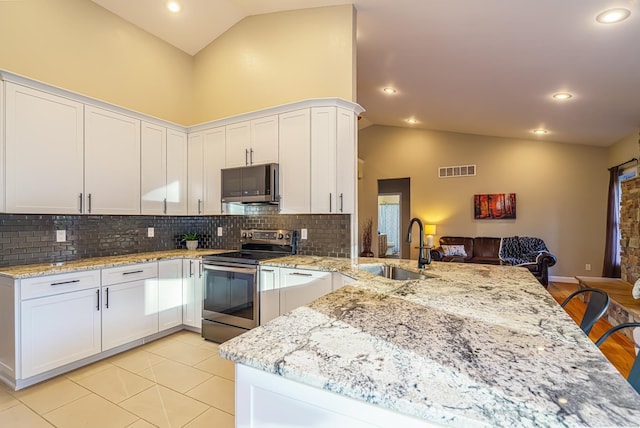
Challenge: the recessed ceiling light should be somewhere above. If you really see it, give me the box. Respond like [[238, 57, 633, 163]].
[[596, 8, 630, 24], [552, 92, 573, 100], [406, 118, 418, 124], [383, 87, 397, 94], [532, 129, 548, 135], [167, 1, 181, 13]]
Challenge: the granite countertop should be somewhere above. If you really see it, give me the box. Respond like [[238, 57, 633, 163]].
[[220, 256, 640, 427], [0, 249, 231, 279]]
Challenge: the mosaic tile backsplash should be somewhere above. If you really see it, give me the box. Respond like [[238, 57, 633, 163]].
[[0, 210, 351, 267]]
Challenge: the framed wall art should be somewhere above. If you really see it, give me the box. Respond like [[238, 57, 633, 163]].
[[474, 193, 516, 219]]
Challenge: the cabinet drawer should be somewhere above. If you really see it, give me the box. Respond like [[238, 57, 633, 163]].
[[21, 270, 101, 300], [102, 262, 158, 286], [279, 268, 331, 289]]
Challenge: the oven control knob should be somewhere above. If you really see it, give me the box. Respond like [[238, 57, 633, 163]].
[[248, 233, 253, 238], [278, 233, 284, 239], [241, 232, 247, 238], [285, 233, 291, 239]]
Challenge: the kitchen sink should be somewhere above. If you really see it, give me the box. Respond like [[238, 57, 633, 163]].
[[357, 263, 435, 280]]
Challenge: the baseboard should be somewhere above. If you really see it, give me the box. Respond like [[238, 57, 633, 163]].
[[550, 275, 578, 284]]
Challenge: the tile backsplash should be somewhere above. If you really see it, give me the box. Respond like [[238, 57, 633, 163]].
[[0, 212, 351, 267]]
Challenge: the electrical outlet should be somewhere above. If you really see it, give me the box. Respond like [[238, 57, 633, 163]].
[[585, 263, 591, 271], [217, 227, 223, 237], [147, 227, 154, 238], [56, 230, 66, 242], [301, 228, 308, 240]]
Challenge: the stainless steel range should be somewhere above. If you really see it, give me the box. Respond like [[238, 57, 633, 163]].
[[201, 229, 295, 343]]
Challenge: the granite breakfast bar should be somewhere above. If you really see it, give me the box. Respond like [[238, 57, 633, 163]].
[[219, 257, 640, 427]]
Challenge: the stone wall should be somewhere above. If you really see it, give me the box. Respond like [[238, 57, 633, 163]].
[[620, 177, 640, 283]]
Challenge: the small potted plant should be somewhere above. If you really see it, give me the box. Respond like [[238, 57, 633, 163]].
[[182, 233, 199, 250]]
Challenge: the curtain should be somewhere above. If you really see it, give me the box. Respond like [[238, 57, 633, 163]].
[[602, 166, 621, 278]]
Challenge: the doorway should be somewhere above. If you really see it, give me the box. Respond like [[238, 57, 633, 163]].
[[378, 178, 410, 259]]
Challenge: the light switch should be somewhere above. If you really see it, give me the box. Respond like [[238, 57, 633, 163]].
[[217, 227, 223, 236], [147, 227, 154, 238], [301, 228, 308, 240], [56, 230, 66, 242]]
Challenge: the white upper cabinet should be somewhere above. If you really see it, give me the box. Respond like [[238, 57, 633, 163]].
[[141, 122, 187, 215], [85, 105, 141, 215], [165, 129, 188, 214], [311, 107, 356, 214], [187, 132, 204, 215], [187, 126, 225, 215], [202, 126, 226, 215], [279, 109, 311, 213], [5, 83, 84, 214], [225, 116, 278, 167]]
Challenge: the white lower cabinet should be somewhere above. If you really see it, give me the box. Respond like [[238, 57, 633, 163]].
[[20, 271, 101, 378], [279, 268, 332, 315], [332, 272, 356, 291], [259, 266, 280, 325], [182, 259, 203, 329], [158, 259, 183, 331], [101, 263, 159, 351]]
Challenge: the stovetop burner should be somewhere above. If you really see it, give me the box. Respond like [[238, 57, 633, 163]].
[[202, 229, 296, 265]]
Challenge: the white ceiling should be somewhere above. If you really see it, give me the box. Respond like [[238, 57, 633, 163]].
[[91, 0, 640, 146]]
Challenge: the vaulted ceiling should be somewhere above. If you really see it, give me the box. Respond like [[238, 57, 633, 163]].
[[91, 0, 640, 146]]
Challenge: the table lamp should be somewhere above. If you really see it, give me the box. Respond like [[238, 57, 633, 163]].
[[425, 224, 436, 247]]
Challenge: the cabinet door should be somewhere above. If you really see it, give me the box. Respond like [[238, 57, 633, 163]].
[[250, 115, 279, 165], [102, 279, 158, 351], [203, 127, 225, 215], [187, 132, 204, 215], [278, 109, 311, 213], [5, 83, 84, 214], [21, 288, 101, 378], [259, 266, 280, 325], [166, 129, 188, 215], [310, 107, 338, 213], [141, 122, 167, 215], [85, 105, 141, 215], [226, 121, 251, 167], [182, 259, 203, 328], [335, 107, 356, 214], [279, 269, 332, 315], [332, 273, 356, 291], [158, 260, 183, 331]]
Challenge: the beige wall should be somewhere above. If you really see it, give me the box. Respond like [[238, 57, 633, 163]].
[[358, 125, 610, 278], [191, 5, 356, 124], [0, 2, 356, 126], [0, 0, 194, 124], [608, 131, 639, 170]]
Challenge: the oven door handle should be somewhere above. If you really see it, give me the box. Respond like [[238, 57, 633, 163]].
[[202, 263, 257, 275]]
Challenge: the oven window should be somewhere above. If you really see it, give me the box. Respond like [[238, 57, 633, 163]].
[[203, 269, 255, 321]]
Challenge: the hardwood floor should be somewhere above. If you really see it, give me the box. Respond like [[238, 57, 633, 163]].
[[547, 282, 637, 378]]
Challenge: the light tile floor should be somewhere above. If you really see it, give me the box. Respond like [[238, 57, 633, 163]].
[[0, 331, 235, 428]]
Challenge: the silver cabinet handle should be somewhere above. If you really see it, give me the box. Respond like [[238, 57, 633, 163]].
[[96, 289, 100, 311], [290, 272, 313, 277], [104, 287, 109, 309], [245, 148, 249, 166], [163, 198, 167, 214], [329, 193, 332, 212], [88, 193, 92, 213], [198, 199, 202, 215], [198, 261, 203, 278], [79, 193, 83, 213], [262, 269, 274, 273], [50, 279, 80, 286], [189, 260, 194, 277], [339, 193, 344, 213], [122, 270, 144, 275], [250, 148, 254, 165]]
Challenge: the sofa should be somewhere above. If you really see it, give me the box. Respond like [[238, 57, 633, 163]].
[[430, 236, 502, 264], [430, 236, 557, 287]]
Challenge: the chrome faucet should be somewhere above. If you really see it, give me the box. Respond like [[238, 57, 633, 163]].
[[406, 217, 431, 269]]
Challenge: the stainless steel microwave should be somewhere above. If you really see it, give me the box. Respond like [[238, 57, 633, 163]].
[[221, 163, 279, 204]]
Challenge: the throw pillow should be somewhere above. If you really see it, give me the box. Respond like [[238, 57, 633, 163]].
[[442, 244, 467, 257]]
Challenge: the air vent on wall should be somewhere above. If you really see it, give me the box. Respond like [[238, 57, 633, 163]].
[[438, 164, 476, 178]]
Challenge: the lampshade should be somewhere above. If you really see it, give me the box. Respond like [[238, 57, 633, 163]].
[[424, 224, 437, 235]]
